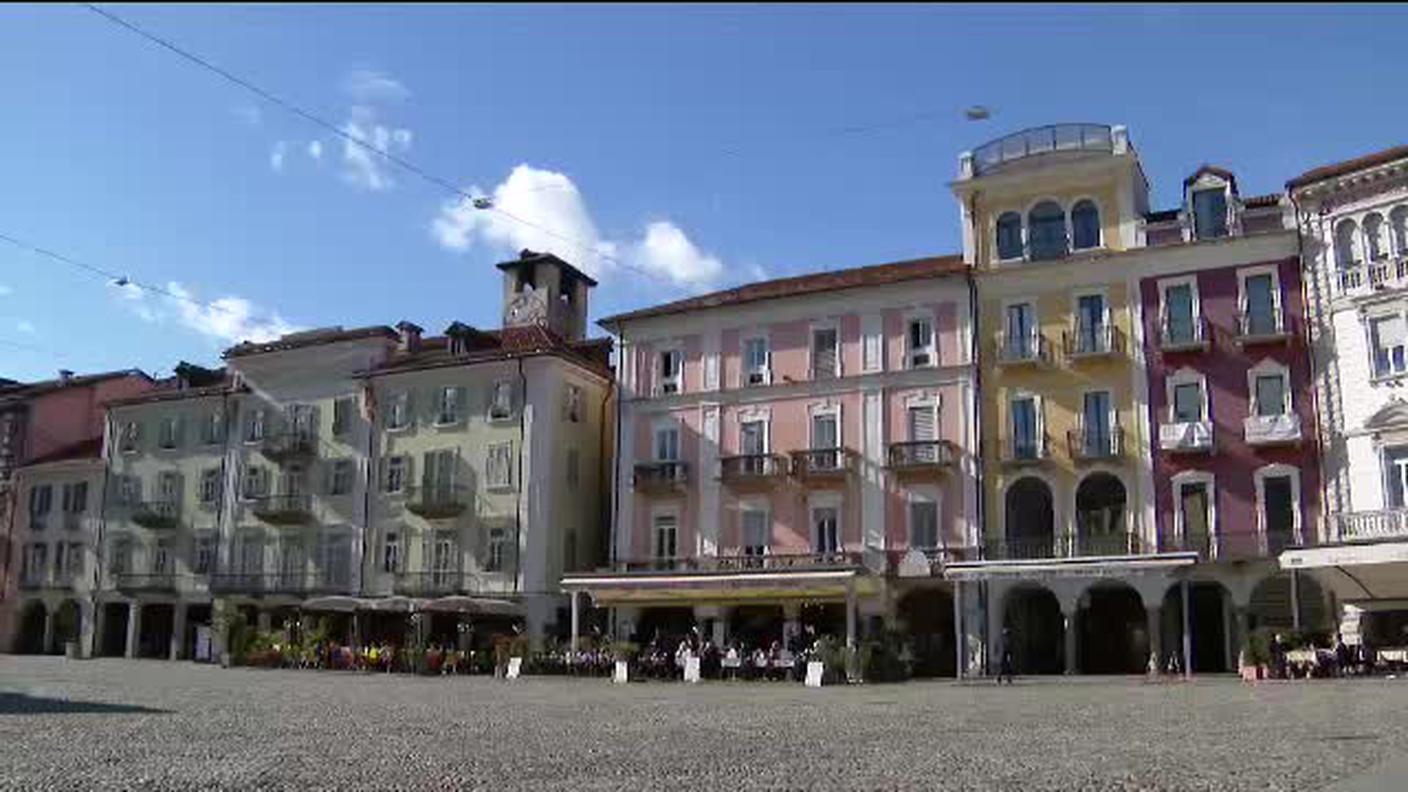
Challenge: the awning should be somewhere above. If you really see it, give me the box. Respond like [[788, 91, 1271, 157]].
[[561, 568, 880, 607], [420, 596, 521, 617], [300, 596, 363, 613], [943, 552, 1200, 581], [1281, 541, 1408, 601]]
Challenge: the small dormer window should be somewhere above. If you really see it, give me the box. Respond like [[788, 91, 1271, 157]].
[[1192, 188, 1229, 240]]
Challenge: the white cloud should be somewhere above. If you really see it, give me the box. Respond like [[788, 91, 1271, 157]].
[[15, 320, 35, 335], [270, 141, 287, 173], [308, 140, 324, 161], [0, 283, 11, 296], [431, 164, 726, 290], [109, 279, 299, 345], [341, 69, 410, 103], [340, 106, 413, 191]]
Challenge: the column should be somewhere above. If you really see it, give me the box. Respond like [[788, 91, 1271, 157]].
[[1233, 605, 1251, 669], [78, 600, 95, 659], [41, 606, 55, 656], [712, 610, 728, 646], [1146, 605, 1162, 672], [1290, 570, 1302, 631], [1180, 579, 1192, 679], [125, 602, 142, 659], [170, 603, 187, 661], [845, 580, 858, 681], [569, 591, 581, 660], [952, 580, 964, 680], [783, 603, 801, 649], [210, 599, 228, 663], [1063, 608, 1078, 675], [1222, 591, 1236, 671]]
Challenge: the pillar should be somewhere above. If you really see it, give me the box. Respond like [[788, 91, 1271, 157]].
[[1063, 608, 1078, 675], [712, 610, 728, 646], [170, 603, 187, 661], [1234, 605, 1251, 668], [256, 609, 272, 634], [1147, 605, 1162, 670], [1222, 590, 1236, 671], [210, 599, 228, 662], [952, 579, 964, 680], [783, 602, 801, 649], [78, 600, 95, 659], [41, 606, 55, 655], [845, 580, 857, 681], [125, 602, 142, 659], [1290, 569, 1302, 631], [1180, 579, 1192, 679], [569, 590, 581, 660]]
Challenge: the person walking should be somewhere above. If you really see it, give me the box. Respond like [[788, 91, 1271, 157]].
[[998, 628, 1016, 685]]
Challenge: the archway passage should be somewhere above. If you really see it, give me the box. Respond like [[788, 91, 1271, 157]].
[[1079, 583, 1147, 674], [1005, 478, 1055, 559], [1161, 582, 1230, 673], [1003, 585, 1064, 674], [1075, 474, 1129, 556], [51, 600, 82, 655], [100, 603, 129, 657], [17, 601, 47, 655], [633, 606, 696, 648], [139, 604, 174, 659], [898, 588, 955, 677]]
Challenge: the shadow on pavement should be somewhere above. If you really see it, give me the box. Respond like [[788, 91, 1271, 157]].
[[0, 692, 170, 715]]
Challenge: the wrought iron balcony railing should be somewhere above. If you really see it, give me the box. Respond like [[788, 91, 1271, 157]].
[[791, 447, 857, 479], [1063, 323, 1125, 359], [404, 484, 470, 519], [207, 572, 350, 595], [1068, 427, 1124, 461], [261, 432, 318, 464], [719, 454, 789, 485], [129, 500, 181, 530], [632, 461, 688, 493], [392, 571, 516, 597], [980, 532, 1142, 561], [611, 551, 867, 573], [249, 494, 313, 524], [1235, 310, 1289, 344], [1001, 433, 1051, 465], [1158, 317, 1211, 352], [115, 572, 177, 592], [887, 440, 958, 471], [995, 332, 1054, 366]]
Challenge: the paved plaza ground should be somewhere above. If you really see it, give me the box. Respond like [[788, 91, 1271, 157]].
[[2, 657, 1407, 791]]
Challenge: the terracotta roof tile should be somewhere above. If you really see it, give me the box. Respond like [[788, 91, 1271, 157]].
[[223, 325, 397, 359], [599, 254, 966, 326], [1288, 144, 1408, 189]]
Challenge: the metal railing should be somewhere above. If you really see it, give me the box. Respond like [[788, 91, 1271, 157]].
[[1331, 510, 1408, 542], [1337, 257, 1408, 296], [887, 440, 958, 469], [791, 448, 857, 478], [633, 461, 688, 491], [612, 551, 866, 573], [1063, 323, 1125, 358], [130, 500, 181, 530], [207, 572, 350, 595], [1002, 433, 1051, 464], [261, 432, 318, 463], [1068, 427, 1124, 460], [981, 532, 1142, 560], [392, 571, 515, 597], [248, 494, 313, 524], [1235, 310, 1288, 342], [996, 331, 1053, 365], [1158, 317, 1211, 351], [404, 484, 470, 519], [115, 572, 177, 592], [971, 124, 1114, 176], [719, 454, 788, 482]]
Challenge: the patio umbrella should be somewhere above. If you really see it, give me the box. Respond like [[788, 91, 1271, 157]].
[[421, 596, 521, 617], [363, 596, 417, 613], [301, 596, 363, 613]]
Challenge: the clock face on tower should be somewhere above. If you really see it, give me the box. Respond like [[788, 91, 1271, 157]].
[[506, 290, 548, 327]]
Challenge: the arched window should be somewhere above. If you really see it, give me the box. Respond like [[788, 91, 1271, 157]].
[[1071, 200, 1100, 250], [1390, 206, 1408, 256], [1027, 201, 1068, 260], [995, 212, 1024, 261], [1365, 213, 1386, 262], [1335, 219, 1361, 270]]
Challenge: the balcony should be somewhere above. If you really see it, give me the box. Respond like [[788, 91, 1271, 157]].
[[1158, 317, 1211, 353], [1068, 427, 1124, 461], [129, 500, 181, 530], [115, 573, 176, 593], [1243, 414, 1303, 446], [612, 551, 867, 573], [63, 513, 88, 532], [791, 448, 858, 481], [1330, 510, 1408, 543], [1063, 324, 1126, 361], [887, 440, 958, 476], [404, 485, 469, 519], [249, 494, 313, 525], [261, 432, 318, 464], [970, 124, 1114, 177], [633, 461, 688, 494], [1001, 434, 1051, 467], [1235, 311, 1290, 346], [1159, 421, 1214, 453], [1336, 258, 1408, 298], [995, 332, 1054, 367], [719, 454, 789, 489], [207, 572, 347, 596], [982, 532, 1142, 561]]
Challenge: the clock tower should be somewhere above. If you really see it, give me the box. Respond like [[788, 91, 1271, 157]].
[[497, 249, 597, 341]]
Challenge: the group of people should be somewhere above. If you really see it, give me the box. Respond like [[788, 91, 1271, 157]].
[[1265, 633, 1377, 679], [631, 627, 837, 682]]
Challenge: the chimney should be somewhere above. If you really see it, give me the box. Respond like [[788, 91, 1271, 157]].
[[58, 369, 74, 385], [395, 321, 424, 353]]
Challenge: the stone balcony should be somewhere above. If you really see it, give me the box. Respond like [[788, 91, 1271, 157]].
[[404, 485, 469, 519], [790, 448, 858, 482], [249, 494, 314, 525], [632, 461, 688, 495], [886, 440, 958, 478], [261, 432, 318, 465], [995, 332, 1054, 368], [129, 500, 181, 530], [719, 454, 789, 489], [1243, 414, 1303, 447], [1159, 421, 1214, 453]]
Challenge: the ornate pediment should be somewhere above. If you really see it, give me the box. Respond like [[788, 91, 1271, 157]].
[[1364, 398, 1408, 431]]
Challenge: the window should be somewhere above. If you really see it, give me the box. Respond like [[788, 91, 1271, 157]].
[[1075, 293, 1106, 353], [1241, 272, 1280, 335], [1384, 446, 1408, 509], [276, 537, 302, 583], [117, 475, 141, 506], [1172, 381, 1205, 423], [740, 419, 767, 456], [996, 211, 1024, 261], [238, 535, 263, 575], [1371, 315, 1408, 378], [1391, 207, 1408, 257], [1083, 391, 1112, 455], [157, 471, 181, 506], [653, 513, 678, 560], [1260, 472, 1298, 553], [241, 466, 268, 500], [1365, 214, 1387, 261], [193, 534, 215, 575], [658, 350, 683, 395], [1027, 201, 1068, 260], [153, 539, 172, 576], [1336, 220, 1362, 270], [486, 442, 513, 489], [1162, 282, 1197, 344], [23, 543, 47, 583], [28, 484, 52, 528], [384, 455, 408, 494], [490, 381, 514, 420], [564, 385, 582, 422], [743, 337, 770, 386], [158, 416, 181, 449], [288, 405, 315, 441], [120, 421, 140, 453], [199, 468, 222, 505], [1192, 188, 1228, 239], [329, 459, 353, 496], [322, 532, 351, 587], [741, 507, 769, 556], [386, 393, 410, 430], [436, 386, 461, 425], [1004, 302, 1035, 358], [203, 410, 225, 445], [654, 426, 680, 462], [566, 448, 580, 491], [812, 411, 839, 465], [430, 532, 458, 579], [109, 537, 132, 576], [244, 408, 265, 443], [811, 327, 839, 380], [62, 482, 87, 514], [63, 542, 82, 582], [332, 398, 353, 436], [1071, 200, 1100, 250], [812, 506, 839, 554], [423, 449, 455, 494], [486, 527, 507, 572], [1010, 396, 1039, 457], [1254, 372, 1288, 417], [383, 531, 401, 573], [907, 317, 935, 368], [1178, 480, 1212, 545], [909, 497, 939, 551]]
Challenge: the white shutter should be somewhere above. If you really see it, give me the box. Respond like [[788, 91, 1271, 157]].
[[907, 406, 936, 441], [862, 314, 883, 372]]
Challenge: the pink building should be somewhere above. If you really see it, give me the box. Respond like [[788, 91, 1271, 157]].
[[565, 256, 977, 673]]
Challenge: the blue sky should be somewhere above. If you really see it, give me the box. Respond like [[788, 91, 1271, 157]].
[[1, 4, 1404, 382]]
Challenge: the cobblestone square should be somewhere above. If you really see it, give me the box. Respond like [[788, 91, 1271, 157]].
[[2, 657, 1407, 790]]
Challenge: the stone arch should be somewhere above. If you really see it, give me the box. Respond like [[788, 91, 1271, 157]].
[[16, 601, 47, 655], [50, 600, 82, 655], [897, 587, 955, 677], [1162, 580, 1232, 673], [1075, 472, 1129, 555], [1078, 580, 1147, 674], [1002, 584, 1065, 674], [1004, 476, 1054, 559]]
